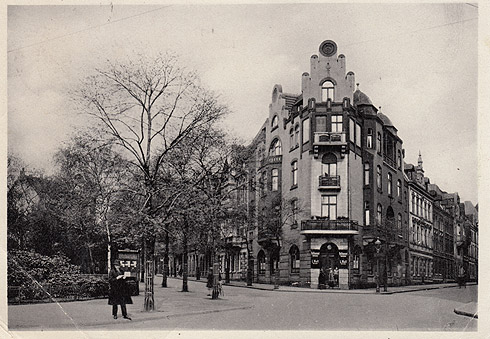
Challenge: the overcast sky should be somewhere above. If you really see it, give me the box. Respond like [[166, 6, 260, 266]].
[[7, 3, 479, 203]]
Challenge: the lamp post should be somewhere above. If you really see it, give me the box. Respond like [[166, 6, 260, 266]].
[[375, 238, 381, 293]]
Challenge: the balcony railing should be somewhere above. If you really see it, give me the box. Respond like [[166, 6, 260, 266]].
[[383, 155, 397, 169], [313, 132, 346, 145], [260, 155, 283, 167], [318, 175, 341, 189], [301, 219, 359, 232], [224, 235, 244, 248]]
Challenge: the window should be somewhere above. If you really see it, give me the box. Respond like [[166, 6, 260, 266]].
[[367, 128, 373, 148], [397, 150, 402, 169], [316, 116, 327, 132], [321, 80, 335, 101], [397, 180, 402, 199], [377, 132, 382, 154], [411, 193, 415, 213], [331, 115, 343, 132], [376, 166, 382, 190], [289, 246, 300, 273], [302, 118, 310, 144], [294, 124, 300, 146], [270, 139, 282, 156], [397, 213, 402, 231], [271, 115, 278, 129], [356, 123, 362, 147], [291, 199, 298, 226], [260, 171, 267, 196], [377, 204, 382, 225], [364, 163, 370, 186], [289, 129, 294, 149], [349, 119, 355, 142], [322, 153, 337, 176], [258, 251, 266, 274], [271, 169, 279, 191], [291, 161, 298, 187], [387, 172, 392, 196], [364, 201, 370, 226], [321, 195, 337, 219]]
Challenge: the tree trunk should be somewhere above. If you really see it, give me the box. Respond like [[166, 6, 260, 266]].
[[225, 251, 230, 283], [162, 230, 169, 287], [182, 231, 189, 292], [144, 235, 156, 311], [105, 219, 112, 274]]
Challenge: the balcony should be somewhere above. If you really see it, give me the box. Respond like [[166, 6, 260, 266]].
[[260, 155, 283, 167], [318, 175, 341, 190], [300, 219, 359, 235], [383, 155, 397, 169], [313, 132, 346, 146], [224, 235, 245, 249], [363, 225, 408, 247]]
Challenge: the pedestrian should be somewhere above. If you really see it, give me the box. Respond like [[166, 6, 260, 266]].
[[108, 261, 132, 320], [206, 268, 214, 296], [333, 266, 339, 287], [318, 268, 326, 289], [328, 267, 335, 288]]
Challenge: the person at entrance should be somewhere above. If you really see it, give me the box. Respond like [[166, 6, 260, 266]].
[[327, 268, 335, 288], [206, 269, 214, 296], [108, 262, 132, 320], [333, 266, 339, 287]]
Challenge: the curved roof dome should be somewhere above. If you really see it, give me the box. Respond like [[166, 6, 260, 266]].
[[377, 111, 393, 127], [353, 89, 373, 106]]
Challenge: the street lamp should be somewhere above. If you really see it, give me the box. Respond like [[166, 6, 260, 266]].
[[375, 238, 381, 293]]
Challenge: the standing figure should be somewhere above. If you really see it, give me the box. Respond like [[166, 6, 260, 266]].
[[333, 266, 339, 287], [108, 262, 133, 320], [206, 269, 214, 296]]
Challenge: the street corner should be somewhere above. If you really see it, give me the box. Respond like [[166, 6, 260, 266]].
[[454, 301, 478, 319]]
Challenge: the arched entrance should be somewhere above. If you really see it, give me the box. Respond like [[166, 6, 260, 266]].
[[319, 243, 340, 272]]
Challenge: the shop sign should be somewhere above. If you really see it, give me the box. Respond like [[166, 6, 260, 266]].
[[311, 249, 320, 268], [339, 250, 348, 268]]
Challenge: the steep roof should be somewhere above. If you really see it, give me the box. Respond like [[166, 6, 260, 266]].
[[353, 89, 373, 106]]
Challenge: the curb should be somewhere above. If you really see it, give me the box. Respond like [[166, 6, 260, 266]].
[[169, 277, 475, 295], [454, 308, 478, 319]]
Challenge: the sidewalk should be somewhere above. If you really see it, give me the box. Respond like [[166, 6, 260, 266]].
[[8, 277, 255, 330], [176, 274, 476, 295]]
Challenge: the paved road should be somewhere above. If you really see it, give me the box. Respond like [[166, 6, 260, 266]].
[[8, 278, 477, 334]]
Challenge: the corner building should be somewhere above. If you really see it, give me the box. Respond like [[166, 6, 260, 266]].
[[250, 40, 409, 289]]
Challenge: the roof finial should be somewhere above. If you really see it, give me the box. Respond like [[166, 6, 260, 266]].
[[356, 83, 360, 90], [379, 106, 382, 111]]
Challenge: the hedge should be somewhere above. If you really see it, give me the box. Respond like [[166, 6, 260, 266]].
[[8, 250, 109, 303]]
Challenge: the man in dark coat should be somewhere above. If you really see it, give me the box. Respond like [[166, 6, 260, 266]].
[[108, 262, 133, 320]]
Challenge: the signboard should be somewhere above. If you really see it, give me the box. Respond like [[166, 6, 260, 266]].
[[117, 249, 140, 296], [311, 249, 320, 268], [118, 249, 140, 279], [339, 250, 349, 269]]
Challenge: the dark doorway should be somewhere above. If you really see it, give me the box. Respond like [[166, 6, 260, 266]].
[[319, 242, 340, 271]]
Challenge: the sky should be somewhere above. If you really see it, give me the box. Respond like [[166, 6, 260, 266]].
[[6, 3, 481, 204]]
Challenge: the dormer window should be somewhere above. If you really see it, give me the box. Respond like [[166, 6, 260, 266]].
[[271, 115, 279, 129], [321, 80, 335, 102]]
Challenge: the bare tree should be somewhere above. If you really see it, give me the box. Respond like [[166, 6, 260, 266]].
[[73, 53, 228, 310]]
